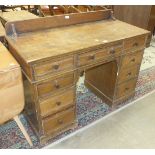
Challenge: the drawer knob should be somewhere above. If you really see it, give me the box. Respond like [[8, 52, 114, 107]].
[[57, 119, 63, 125], [109, 49, 115, 54], [54, 80, 60, 89], [56, 101, 61, 106], [128, 72, 132, 76], [131, 58, 135, 62], [53, 64, 59, 70], [88, 55, 95, 60], [55, 84, 60, 89], [133, 42, 138, 47], [125, 87, 129, 91]]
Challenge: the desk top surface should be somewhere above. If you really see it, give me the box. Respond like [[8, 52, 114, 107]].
[[6, 18, 149, 64], [0, 10, 38, 23]]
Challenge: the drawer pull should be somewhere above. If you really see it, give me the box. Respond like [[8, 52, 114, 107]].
[[53, 64, 59, 70], [125, 87, 129, 91], [54, 80, 60, 89], [57, 119, 63, 125], [127, 72, 132, 76], [109, 49, 115, 54], [131, 58, 135, 62], [56, 101, 61, 106], [133, 42, 138, 47], [55, 84, 60, 89], [88, 54, 95, 60]]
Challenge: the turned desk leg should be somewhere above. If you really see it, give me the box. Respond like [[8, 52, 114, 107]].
[[14, 115, 33, 147]]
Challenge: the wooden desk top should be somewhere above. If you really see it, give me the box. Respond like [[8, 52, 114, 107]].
[[0, 10, 38, 23], [6, 11, 149, 64]]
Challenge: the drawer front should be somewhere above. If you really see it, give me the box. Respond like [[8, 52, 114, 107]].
[[42, 107, 76, 134], [121, 51, 143, 68], [124, 35, 146, 50], [33, 56, 74, 79], [115, 79, 137, 99], [37, 73, 74, 98], [117, 65, 139, 84], [78, 44, 122, 66], [40, 88, 75, 117]]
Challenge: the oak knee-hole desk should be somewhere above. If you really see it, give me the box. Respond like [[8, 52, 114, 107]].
[[5, 10, 149, 143]]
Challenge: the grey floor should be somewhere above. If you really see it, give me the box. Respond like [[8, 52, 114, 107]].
[[46, 91, 155, 149]]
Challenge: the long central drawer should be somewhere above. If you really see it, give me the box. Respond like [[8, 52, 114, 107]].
[[77, 42, 123, 66]]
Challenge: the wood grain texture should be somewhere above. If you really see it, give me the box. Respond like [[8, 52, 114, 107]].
[[121, 50, 144, 68], [0, 10, 38, 25], [114, 6, 152, 29], [5, 10, 111, 35], [40, 87, 75, 117], [78, 42, 122, 66], [6, 19, 149, 64], [85, 61, 118, 99], [33, 55, 74, 80], [42, 106, 76, 135], [124, 35, 146, 50], [117, 65, 140, 84], [5, 11, 149, 143], [113, 5, 155, 46], [37, 72, 74, 98], [115, 78, 137, 99]]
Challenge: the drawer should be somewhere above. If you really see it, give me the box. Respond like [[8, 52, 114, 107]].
[[121, 50, 143, 68], [37, 73, 74, 98], [33, 56, 74, 79], [117, 65, 140, 84], [40, 88, 75, 117], [42, 107, 76, 134], [115, 78, 137, 99], [77, 43, 122, 66], [124, 35, 146, 50]]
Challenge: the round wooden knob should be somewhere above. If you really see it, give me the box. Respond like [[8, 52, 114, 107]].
[[53, 64, 59, 70], [57, 119, 63, 125], [125, 87, 129, 91], [109, 49, 115, 54], [128, 72, 132, 76], [88, 54, 95, 60], [131, 58, 135, 62], [133, 42, 138, 47], [56, 101, 61, 106], [55, 84, 60, 89]]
